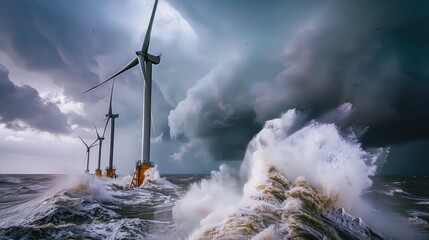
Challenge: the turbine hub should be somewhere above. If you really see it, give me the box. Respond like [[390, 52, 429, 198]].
[[106, 113, 119, 118], [136, 51, 161, 65]]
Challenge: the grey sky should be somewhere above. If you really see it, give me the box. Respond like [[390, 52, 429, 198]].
[[0, 64, 69, 133], [0, 0, 428, 175]]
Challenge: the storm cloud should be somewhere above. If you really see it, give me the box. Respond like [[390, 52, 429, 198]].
[[168, 0, 429, 163], [0, 0, 132, 102], [0, 65, 69, 133], [253, 0, 429, 147], [168, 56, 261, 161]]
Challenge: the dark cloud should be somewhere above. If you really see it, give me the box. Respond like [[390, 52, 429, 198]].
[[167, 0, 320, 41], [168, 0, 429, 165], [0, 65, 70, 133], [253, 0, 429, 147], [0, 0, 131, 102], [168, 55, 269, 161]]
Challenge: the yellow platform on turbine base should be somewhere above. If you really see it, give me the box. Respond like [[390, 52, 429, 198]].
[[105, 168, 117, 178], [129, 161, 153, 189], [95, 169, 102, 177]]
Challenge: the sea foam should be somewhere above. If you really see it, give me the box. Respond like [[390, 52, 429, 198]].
[[173, 104, 391, 239]]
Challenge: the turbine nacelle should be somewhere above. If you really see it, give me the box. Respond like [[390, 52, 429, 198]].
[[106, 113, 119, 118], [136, 51, 161, 65]]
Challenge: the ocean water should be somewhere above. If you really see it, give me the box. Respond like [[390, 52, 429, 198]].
[[0, 173, 203, 239], [0, 174, 427, 239], [1, 105, 428, 239]]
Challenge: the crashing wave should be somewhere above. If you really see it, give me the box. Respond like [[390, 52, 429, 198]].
[[174, 105, 389, 239], [182, 164, 384, 240]]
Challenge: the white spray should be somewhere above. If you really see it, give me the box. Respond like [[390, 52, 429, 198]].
[[241, 104, 379, 210], [173, 103, 397, 239]]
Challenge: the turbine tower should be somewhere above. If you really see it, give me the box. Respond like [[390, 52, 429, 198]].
[[85, 0, 160, 186], [93, 119, 108, 177], [78, 136, 97, 173], [104, 81, 119, 178]]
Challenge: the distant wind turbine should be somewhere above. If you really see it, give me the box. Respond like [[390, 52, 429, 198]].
[[85, 0, 161, 185], [93, 118, 109, 177], [78, 136, 98, 173]]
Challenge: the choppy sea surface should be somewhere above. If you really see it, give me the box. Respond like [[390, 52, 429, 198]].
[[0, 173, 204, 239], [0, 173, 427, 239], [1, 105, 428, 239]]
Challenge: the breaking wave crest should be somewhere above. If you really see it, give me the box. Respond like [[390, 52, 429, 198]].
[[174, 104, 400, 239]]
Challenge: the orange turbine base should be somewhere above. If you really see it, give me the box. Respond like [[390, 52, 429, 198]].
[[105, 168, 117, 178], [95, 169, 102, 177], [129, 162, 152, 188]]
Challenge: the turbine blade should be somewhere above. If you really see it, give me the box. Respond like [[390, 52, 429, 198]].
[[78, 136, 89, 148], [141, 59, 147, 82], [95, 117, 107, 127], [84, 57, 138, 93], [108, 80, 115, 115], [151, 111, 156, 137], [103, 118, 110, 137], [93, 121, 100, 138], [90, 139, 98, 147], [139, 58, 149, 93], [142, 0, 159, 52]]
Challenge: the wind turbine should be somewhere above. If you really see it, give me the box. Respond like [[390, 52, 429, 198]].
[[93, 119, 109, 177], [104, 80, 119, 178], [78, 136, 98, 173], [85, 0, 160, 186]]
